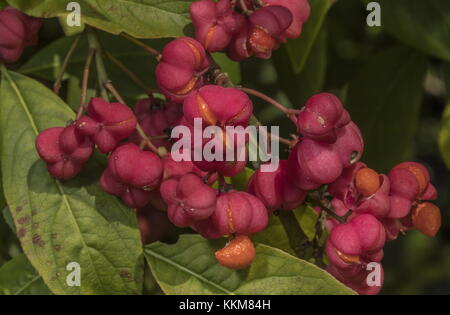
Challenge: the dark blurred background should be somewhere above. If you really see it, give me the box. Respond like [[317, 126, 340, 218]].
[[239, 0, 450, 294], [1, 0, 449, 295]]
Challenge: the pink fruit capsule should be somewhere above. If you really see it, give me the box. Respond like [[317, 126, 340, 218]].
[[190, 0, 246, 52], [108, 143, 163, 190], [288, 138, 343, 191], [247, 6, 292, 59], [160, 173, 217, 227], [247, 160, 306, 211], [100, 168, 154, 208], [208, 191, 268, 237], [36, 126, 93, 180], [183, 85, 253, 128], [76, 98, 137, 153], [0, 7, 41, 64], [156, 37, 211, 103], [332, 122, 364, 168], [296, 93, 350, 143], [263, 0, 311, 40]]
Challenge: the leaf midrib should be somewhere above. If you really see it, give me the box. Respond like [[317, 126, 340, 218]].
[[2, 68, 110, 293], [13, 274, 42, 295], [145, 248, 236, 295]]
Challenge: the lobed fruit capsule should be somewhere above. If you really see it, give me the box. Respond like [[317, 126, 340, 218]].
[[190, 0, 246, 52], [326, 214, 385, 269], [183, 85, 253, 128], [76, 98, 137, 153], [100, 143, 163, 208], [247, 6, 292, 59], [0, 7, 42, 63], [387, 162, 437, 219], [160, 173, 217, 227], [288, 138, 343, 191], [263, 0, 311, 40], [156, 37, 211, 103], [247, 160, 306, 211], [331, 122, 364, 168], [35, 125, 93, 180], [195, 191, 268, 239], [296, 93, 350, 143]]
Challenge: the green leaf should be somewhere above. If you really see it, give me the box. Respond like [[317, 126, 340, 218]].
[[59, 16, 85, 37], [295, 205, 318, 242], [212, 53, 241, 84], [285, 0, 335, 73], [230, 167, 254, 192], [19, 32, 167, 104], [7, 0, 194, 38], [274, 26, 327, 106], [252, 214, 294, 255], [0, 169, 5, 211], [0, 254, 52, 295], [379, 0, 450, 62], [346, 46, 427, 172], [439, 102, 450, 169], [2, 207, 15, 234], [0, 69, 144, 295], [144, 234, 355, 295]]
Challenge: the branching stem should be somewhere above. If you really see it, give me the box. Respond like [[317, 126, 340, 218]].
[[240, 87, 300, 122], [120, 33, 162, 59], [53, 34, 82, 95], [77, 48, 96, 119], [103, 81, 161, 156], [104, 51, 157, 96]]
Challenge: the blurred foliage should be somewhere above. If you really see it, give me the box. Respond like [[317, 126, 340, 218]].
[[1, 0, 450, 294], [239, 0, 450, 294]]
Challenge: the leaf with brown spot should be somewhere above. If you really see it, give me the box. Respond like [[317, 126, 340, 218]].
[[0, 254, 52, 295], [0, 69, 143, 295]]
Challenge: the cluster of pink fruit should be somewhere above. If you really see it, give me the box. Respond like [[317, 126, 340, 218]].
[[324, 161, 440, 294], [157, 0, 310, 102], [190, 0, 310, 61], [29, 0, 443, 295], [247, 92, 441, 294], [0, 6, 42, 64]]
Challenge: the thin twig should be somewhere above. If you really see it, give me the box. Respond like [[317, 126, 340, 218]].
[[77, 48, 96, 119], [278, 211, 311, 259], [239, 0, 253, 14], [136, 124, 161, 155], [103, 81, 162, 156], [241, 87, 300, 119], [270, 133, 294, 146], [103, 80, 126, 104], [53, 34, 82, 95], [86, 27, 109, 101], [251, 115, 294, 147], [104, 51, 157, 96], [120, 33, 162, 59], [313, 200, 351, 224]]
